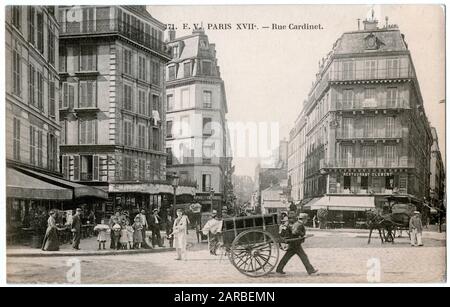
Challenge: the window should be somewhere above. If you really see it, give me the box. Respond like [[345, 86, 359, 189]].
[[36, 11, 44, 53], [385, 175, 395, 190], [138, 159, 146, 180], [123, 120, 133, 146], [184, 62, 191, 78], [48, 25, 55, 66], [138, 90, 146, 115], [37, 130, 43, 167], [123, 84, 133, 111], [28, 7, 35, 45], [29, 126, 36, 165], [49, 81, 56, 117], [166, 121, 173, 138], [172, 46, 179, 58], [166, 148, 173, 166], [61, 82, 75, 109], [340, 145, 353, 166], [168, 65, 176, 81], [363, 117, 374, 137], [342, 118, 353, 138], [364, 88, 376, 100], [344, 176, 351, 190], [62, 156, 69, 179], [384, 145, 398, 166], [364, 60, 376, 79], [203, 117, 212, 135], [37, 71, 43, 111], [386, 87, 398, 108], [59, 48, 67, 72], [13, 118, 20, 160], [203, 144, 213, 164], [202, 174, 211, 192], [361, 176, 369, 190], [82, 7, 95, 32], [342, 89, 354, 109], [79, 80, 97, 108], [47, 134, 57, 171], [80, 45, 97, 71], [152, 61, 160, 84], [152, 128, 159, 150], [138, 56, 146, 81], [203, 91, 212, 108], [60, 120, 66, 145], [167, 94, 174, 111], [12, 6, 21, 30], [152, 95, 160, 112], [201, 61, 212, 75], [138, 124, 146, 148], [181, 89, 189, 108], [12, 40, 21, 96], [79, 118, 97, 144], [29, 64, 36, 106], [123, 156, 133, 180], [123, 49, 133, 75], [362, 145, 375, 166], [342, 61, 354, 80], [386, 58, 399, 78], [386, 117, 396, 137]]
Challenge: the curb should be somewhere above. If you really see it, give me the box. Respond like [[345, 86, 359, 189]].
[[7, 247, 175, 258]]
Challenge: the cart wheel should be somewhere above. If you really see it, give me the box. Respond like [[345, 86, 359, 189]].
[[229, 229, 279, 277]]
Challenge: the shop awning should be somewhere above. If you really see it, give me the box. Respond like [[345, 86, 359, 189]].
[[306, 196, 375, 211], [14, 167, 108, 200], [108, 182, 196, 196], [6, 168, 73, 200], [302, 197, 322, 210]]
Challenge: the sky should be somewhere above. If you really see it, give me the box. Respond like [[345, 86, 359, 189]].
[[148, 4, 445, 178]]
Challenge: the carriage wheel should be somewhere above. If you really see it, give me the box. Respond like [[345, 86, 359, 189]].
[[229, 229, 279, 277]]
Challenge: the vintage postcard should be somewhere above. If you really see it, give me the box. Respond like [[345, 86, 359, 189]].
[[2, 3, 446, 289]]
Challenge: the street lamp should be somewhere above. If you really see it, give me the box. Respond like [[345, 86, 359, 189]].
[[170, 172, 179, 219], [210, 187, 215, 216]]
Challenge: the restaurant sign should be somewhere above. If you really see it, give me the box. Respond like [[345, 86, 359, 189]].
[[343, 172, 393, 177]]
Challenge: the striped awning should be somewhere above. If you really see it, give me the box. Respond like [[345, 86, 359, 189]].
[[306, 195, 375, 211], [6, 168, 73, 200]]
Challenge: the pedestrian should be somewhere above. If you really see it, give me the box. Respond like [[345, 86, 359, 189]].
[[94, 220, 109, 250], [137, 209, 150, 249], [149, 209, 163, 247], [71, 208, 82, 250], [42, 210, 60, 251], [276, 212, 318, 276], [133, 216, 144, 249], [409, 211, 423, 247], [165, 209, 174, 248], [202, 210, 223, 255], [172, 208, 188, 260], [126, 220, 134, 250], [312, 215, 317, 228], [112, 223, 122, 250], [119, 222, 129, 250], [109, 211, 121, 249]]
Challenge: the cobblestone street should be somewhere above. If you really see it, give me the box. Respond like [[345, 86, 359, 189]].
[[7, 230, 446, 284]]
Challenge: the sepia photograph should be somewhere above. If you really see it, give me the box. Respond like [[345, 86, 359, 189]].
[[1, 2, 447, 288]]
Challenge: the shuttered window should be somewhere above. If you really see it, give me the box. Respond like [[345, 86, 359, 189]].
[[79, 80, 96, 108], [79, 119, 97, 144], [386, 59, 399, 78], [386, 87, 398, 108], [123, 84, 133, 111], [80, 45, 97, 71], [13, 118, 21, 160], [73, 155, 80, 181], [29, 126, 36, 165], [93, 155, 100, 181], [62, 156, 69, 179]]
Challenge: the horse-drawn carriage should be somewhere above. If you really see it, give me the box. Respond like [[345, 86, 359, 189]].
[[219, 213, 297, 277], [367, 195, 422, 244]]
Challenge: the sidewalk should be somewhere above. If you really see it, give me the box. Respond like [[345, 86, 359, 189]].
[[7, 231, 176, 258]]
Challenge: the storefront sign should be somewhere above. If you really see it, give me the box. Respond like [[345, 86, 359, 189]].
[[343, 172, 392, 177]]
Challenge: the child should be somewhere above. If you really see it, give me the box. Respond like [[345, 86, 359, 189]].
[[133, 216, 143, 249], [112, 223, 122, 250], [126, 220, 134, 250], [119, 222, 129, 250], [94, 220, 109, 250]]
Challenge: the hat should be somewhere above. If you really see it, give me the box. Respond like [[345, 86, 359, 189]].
[[414, 211, 420, 214], [153, 209, 159, 212], [211, 209, 218, 216], [298, 213, 309, 219], [76, 208, 82, 212]]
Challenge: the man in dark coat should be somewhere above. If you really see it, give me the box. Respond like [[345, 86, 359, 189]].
[[276, 212, 318, 275], [149, 209, 163, 247], [71, 208, 82, 250]]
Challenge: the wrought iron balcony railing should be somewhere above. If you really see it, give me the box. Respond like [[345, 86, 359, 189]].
[[329, 67, 413, 82], [59, 19, 169, 56], [336, 129, 403, 140], [320, 158, 415, 169], [334, 98, 409, 111]]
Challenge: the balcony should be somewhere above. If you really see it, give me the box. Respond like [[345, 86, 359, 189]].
[[336, 129, 403, 141], [330, 67, 414, 82], [80, 172, 93, 181], [59, 19, 169, 57], [335, 98, 409, 111], [320, 158, 415, 169]]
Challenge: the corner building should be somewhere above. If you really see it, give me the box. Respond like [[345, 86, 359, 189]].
[[300, 17, 433, 224]]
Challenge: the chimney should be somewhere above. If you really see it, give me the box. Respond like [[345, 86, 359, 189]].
[[357, 18, 361, 30], [168, 29, 176, 41], [363, 19, 378, 31]]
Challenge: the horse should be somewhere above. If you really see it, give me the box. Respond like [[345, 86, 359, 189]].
[[365, 210, 396, 244]]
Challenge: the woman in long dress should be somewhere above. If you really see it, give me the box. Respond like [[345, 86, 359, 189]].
[[172, 208, 188, 260], [42, 210, 60, 251]]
